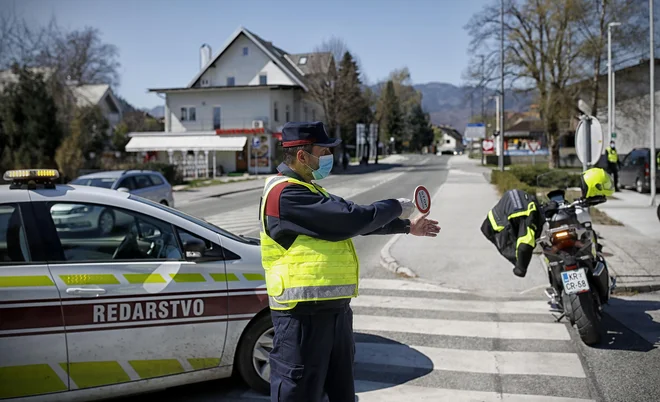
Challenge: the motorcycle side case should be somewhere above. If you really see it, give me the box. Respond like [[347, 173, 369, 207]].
[[591, 255, 612, 304]]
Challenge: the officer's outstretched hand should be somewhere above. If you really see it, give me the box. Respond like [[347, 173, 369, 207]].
[[410, 213, 441, 237]]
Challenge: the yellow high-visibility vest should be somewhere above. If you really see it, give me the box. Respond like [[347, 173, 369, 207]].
[[259, 176, 360, 311], [606, 147, 618, 163]]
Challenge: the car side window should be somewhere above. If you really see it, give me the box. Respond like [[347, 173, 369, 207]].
[[46, 202, 183, 262], [150, 174, 164, 186], [134, 175, 153, 189], [117, 176, 137, 191], [0, 204, 31, 264], [176, 227, 237, 262]]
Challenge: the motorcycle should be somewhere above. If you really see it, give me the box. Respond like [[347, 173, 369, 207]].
[[535, 172, 616, 345]]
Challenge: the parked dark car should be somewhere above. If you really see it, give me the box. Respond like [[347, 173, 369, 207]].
[[619, 147, 660, 193]]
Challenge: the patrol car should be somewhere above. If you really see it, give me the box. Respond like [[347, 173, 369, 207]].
[[0, 169, 273, 401]]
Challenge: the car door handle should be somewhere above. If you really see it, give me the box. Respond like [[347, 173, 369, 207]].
[[66, 287, 106, 296]]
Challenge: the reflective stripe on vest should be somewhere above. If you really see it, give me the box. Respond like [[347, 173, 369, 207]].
[[606, 148, 618, 163], [259, 175, 359, 311]]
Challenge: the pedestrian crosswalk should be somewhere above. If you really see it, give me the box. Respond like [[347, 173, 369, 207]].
[[224, 277, 595, 402]]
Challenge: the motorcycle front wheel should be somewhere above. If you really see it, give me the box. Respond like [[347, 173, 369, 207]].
[[567, 291, 602, 345]]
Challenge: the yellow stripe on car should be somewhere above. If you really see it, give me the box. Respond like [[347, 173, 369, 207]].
[[243, 273, 265, 281], [124, 273, 166, 284], [210, 273, 239, 282], [169, 273, 206, 283], [60, 274, 120, 285], [187, 357, 221, 370], [0, 275, 55, 287], [0, 364, 67, 398], [129, 359, 185, 378], [61, 361, 130, 389]]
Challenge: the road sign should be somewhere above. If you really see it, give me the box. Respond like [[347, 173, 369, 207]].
[[252, 136, 261, 148], [528, 140, 540, 153], [482, 139, 495, 155], [414, 186, 431, 215], [575, 116, 604, 166], [611, 132, 617, 139], [464, 123, 486, 140]]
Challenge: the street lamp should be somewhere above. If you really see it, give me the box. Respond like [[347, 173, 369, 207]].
[[608, 22, 621, 146]]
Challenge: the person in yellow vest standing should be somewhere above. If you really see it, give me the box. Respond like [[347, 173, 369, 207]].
[[260, 121, 440, 402], [605, 141, 620, 191]]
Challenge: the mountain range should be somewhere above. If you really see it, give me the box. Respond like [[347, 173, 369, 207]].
[[138, 82, 537, 133]]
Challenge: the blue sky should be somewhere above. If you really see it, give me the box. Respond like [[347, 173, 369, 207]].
[[9, 0, 491, 109]]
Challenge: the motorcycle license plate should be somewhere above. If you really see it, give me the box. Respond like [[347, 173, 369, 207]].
[[561, 268, 590, 295]]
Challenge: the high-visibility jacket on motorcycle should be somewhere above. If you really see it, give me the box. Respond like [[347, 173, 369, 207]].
[[480, 189, 542, 273], [606, 147, 618, 163], [259, 176, 360, 311]]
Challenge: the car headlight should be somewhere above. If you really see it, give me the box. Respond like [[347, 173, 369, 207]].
[[70, 206, 91, 214]]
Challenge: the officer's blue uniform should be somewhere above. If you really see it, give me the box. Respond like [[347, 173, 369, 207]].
[[263, 122, 411, 402]]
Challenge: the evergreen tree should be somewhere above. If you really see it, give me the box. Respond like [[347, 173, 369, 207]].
[[409, 103, 435, 151], [336, 51, 367, 146], [378, 80, 404, 152], [0, 65, 63, 171]]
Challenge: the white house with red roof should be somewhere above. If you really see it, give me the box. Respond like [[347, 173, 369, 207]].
[[125, 26, 331, 177]]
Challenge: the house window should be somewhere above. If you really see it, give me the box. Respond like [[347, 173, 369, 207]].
[[213, 106, 221, 129], [312, 109, 316, 120], [299, 56, 307, 65], [274, 102, 279, 122], [227, 77, 235, 86], [243, 47, 249, 56], [259, 74, 267, 85], [285, 105, 290, 122], [180, 107, 196, 122], [304, 106, 308, 121]]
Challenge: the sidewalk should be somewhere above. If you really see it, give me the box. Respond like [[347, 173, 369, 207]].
[[386, 155, 548, 296], [385, 154, 660, 294], [173, 154, 406, 206]]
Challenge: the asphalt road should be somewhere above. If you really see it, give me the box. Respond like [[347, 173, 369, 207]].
[[117, 154, 659, 402]]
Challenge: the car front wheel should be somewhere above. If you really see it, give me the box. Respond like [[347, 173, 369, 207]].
[[235, 312, 273, 395]]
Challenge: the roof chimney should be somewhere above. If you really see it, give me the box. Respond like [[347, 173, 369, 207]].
[[200, 44, 212, 70]]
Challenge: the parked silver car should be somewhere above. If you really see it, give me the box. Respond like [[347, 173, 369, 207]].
[[70, 170, 175, 207]]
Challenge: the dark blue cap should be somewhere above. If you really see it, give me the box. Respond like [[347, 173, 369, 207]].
[[281, 121, 341, 148]]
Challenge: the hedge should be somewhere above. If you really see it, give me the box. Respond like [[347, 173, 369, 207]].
[[491, 166, 582, 197]]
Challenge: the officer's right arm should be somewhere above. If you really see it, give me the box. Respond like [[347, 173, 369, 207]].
[[273, 184, 403, 242]]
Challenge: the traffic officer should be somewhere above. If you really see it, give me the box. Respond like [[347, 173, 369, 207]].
[[605, 141, 620, 191], [259, 121, 440, 402]]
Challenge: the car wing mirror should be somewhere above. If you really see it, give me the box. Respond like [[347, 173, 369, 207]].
[[117, 187, 130, 193], [184, 238, 206, 260]]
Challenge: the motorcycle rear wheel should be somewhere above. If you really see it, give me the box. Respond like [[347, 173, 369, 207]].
[[567, 291, 602, 345]]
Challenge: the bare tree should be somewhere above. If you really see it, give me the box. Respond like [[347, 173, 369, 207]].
[[0, 9, 121, 88], [466, 0, 590, 167], [305, 37, 350, 139]]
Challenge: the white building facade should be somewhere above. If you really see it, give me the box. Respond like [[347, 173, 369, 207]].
[[126, 26, 328, 178]]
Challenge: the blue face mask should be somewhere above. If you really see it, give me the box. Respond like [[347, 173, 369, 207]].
[[306, 154, 333, 180]]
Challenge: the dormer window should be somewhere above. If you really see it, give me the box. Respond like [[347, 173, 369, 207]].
[[299, 57, 307, 65]]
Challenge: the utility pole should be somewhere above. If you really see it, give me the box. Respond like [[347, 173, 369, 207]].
[[499, 0, 505, 171], [608, 22, 621, 144], [650, 0, 657, 205], [480, 55, 485, 119]]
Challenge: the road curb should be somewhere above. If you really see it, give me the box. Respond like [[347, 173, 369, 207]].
[[379, 234, 418, 278]]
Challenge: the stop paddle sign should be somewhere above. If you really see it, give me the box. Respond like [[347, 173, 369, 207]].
[[414, 186, 431, 214]]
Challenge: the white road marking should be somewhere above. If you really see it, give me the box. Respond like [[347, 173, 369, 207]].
[[356, 342, 586, 378], [353, 314, 571, 340], [359, 278, 466, 293], [352, 295, 553, 315]]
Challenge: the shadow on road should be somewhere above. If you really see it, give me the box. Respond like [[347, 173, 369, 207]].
[[333, 163, 404, 176], [595, 297, 660, 352]]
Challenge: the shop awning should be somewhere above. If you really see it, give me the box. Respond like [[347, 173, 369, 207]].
[[125, 134, 247, 152]]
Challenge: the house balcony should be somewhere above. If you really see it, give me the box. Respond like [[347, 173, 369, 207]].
[[171, 117, 273, 134]]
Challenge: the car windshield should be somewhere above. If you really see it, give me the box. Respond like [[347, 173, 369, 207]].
[[128, 195, 257, 245], [71, 177, 117, 189]]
